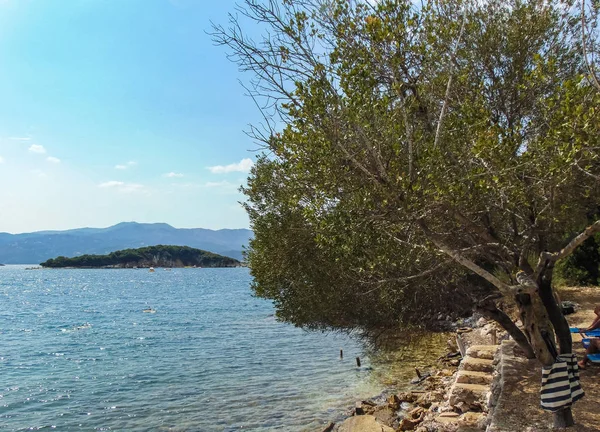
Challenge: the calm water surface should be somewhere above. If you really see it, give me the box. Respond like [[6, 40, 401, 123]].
[[0, 266, 382, 431]]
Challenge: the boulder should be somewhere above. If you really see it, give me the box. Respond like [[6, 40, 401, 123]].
[[388, 394, 401, 410], [335, 415, 395, 432]]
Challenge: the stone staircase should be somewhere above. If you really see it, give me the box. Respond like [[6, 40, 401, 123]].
[[436, 345, 498, 429]]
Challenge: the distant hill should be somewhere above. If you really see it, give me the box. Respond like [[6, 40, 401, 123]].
[[0, 222, 252, 264], [40, 245, 240, 268]]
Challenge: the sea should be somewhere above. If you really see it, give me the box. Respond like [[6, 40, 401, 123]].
[[0, 265, 386, 431]]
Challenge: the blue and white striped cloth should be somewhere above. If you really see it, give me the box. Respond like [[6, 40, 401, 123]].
[[541, 354, 584, 412]]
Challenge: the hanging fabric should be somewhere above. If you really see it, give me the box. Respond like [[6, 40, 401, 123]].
[[541, 354, 584, 412]]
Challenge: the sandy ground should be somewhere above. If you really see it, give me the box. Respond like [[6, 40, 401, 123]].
[[494, 287, 600, 431]]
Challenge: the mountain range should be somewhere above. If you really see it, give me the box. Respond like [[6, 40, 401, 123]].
[[0, 222, 252, 264]]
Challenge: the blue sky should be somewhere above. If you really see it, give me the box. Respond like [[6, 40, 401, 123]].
[[0, 0, 262, 233]]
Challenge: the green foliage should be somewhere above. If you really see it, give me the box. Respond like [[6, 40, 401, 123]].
[[216, 0, 600, 333], [40, 245, 239, 268], [555, 233, 600, 286]]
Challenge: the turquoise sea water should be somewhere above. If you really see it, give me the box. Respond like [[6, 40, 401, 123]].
[[0, 266, 381, 431]]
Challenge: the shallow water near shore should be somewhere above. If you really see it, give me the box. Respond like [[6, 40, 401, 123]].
[[0, 266, 448, 431], [0, 266, 385, 431]]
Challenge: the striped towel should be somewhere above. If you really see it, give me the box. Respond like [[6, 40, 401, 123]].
[[541, 354, 584, 412]]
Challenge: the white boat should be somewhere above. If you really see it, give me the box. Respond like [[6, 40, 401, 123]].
[[143, 307, 156, 313], [149, 267, 155, 273]]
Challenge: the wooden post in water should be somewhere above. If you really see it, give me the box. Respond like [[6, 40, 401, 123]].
[[340, 349, 343, 359], [415, 368, 422, 379], [356, 357, 361, 367]]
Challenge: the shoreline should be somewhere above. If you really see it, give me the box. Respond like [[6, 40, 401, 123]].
[[323, 319, 503, 432]]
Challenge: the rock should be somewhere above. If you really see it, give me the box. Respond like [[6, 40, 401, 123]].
[[388, 394, 401, 410], [437, 369, 454, 377], [456, 370, 493, 385], [372, 406, 395, 427], [460, 411, 486, 426], [461, 357, 494, 373], [476, 317, 488, 327], [415, 427, 428, 432], [322, 422, 335, 432], [465, 345, 497, 360], [449, 383, 489, 408], [449, 359, 460, 367], [409, 406, 426, 418], [335, 415, 396, 432], [398, 412, 425, 431], [398, 392, 420, 403], [355, 401, 365, 415], [454, 401, 469, 413]]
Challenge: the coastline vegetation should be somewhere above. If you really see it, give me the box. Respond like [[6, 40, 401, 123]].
[[214, 0, 600, 427], [40, 245, 240, 268]]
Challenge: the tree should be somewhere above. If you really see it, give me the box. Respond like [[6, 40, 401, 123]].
[[214, 0, 600, 427]]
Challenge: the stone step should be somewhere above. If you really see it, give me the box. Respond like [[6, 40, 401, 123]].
[[449, 383, 490, 407], [461, 357, 494, 373], [456, 370, 494, 385], [465, 345, 498, 360]]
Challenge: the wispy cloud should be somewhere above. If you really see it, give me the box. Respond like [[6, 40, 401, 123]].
[[98, 180, 145, 193], [208, 158, 254, 174], [163, 172, 184, 178], [115, 161, 137, 170], [28, 144, 46, 154], [8, 136, 31, 141], [47, 156, 61, 164]]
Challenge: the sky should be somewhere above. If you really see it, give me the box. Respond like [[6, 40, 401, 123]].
[[0, 0, 264, 233]]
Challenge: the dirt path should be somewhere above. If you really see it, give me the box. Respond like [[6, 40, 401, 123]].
[[558, 287, 600, 431]]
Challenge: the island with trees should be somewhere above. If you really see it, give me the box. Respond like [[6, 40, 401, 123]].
[[40, 245, 241, 268]]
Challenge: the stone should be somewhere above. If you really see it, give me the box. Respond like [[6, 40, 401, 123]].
[[476, 317, 488, 327], [409, 406, 426, 418], [461, 357, 494, 373], [456, 370, 493, 385], [449, 359, 460, 367], [460, 412, 486, 425], [388, 394, 401, 410], [398, 412, 425, 431], [322, 422, 335, 432], [465, 345, 497, 360], [448, 383, 489, 407], [436, 411, 461, 425], [355, 401, 365, 415], [372, 406, 395, 427], [397, 392, 419, 403], [415, 428, 428, 432], [454, 401, 469, 413], [335, 415, 396, 432]]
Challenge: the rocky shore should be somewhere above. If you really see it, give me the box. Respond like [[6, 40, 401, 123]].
[[322, 317, 505, 432]]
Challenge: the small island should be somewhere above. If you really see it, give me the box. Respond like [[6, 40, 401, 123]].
[[40, 245, 240, 269]]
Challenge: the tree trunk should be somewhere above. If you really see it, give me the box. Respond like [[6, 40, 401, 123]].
[[537, 262, 572, 354], [514, 291, 556, 366], [553, 407, 574, 429], [477, 303, 535, 359]]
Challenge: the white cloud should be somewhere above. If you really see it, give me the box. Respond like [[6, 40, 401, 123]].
[[98, 181, 145, 193], [8, 136, 31, 141], [47, 156, 61, 164], [208, 158, 254, 174], [164, 172, 184, 178], [115, 161, 137, 170], [28, 144, 46, 154]]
